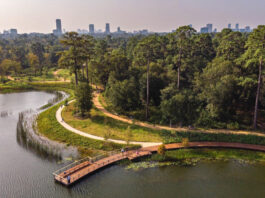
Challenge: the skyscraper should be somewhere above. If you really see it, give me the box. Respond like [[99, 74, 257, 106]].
[[206, 24, 213, 33], [89, 24, 95, 34], [236, 23, 239, 31], [105, 23, 110, 34], [228, 24, 232, 29], [56, 19, 62, 34], [53, 19, 62, 36]]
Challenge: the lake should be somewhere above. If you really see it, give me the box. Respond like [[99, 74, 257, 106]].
[[0, 91, 264, 198]]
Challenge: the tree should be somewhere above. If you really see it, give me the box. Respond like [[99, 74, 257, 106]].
[[81, 35, 95, 82], [106, 74, 140, 112], [194, 57, 240, 122], [60, 32, 84, 86], [133, 35, 162, 119], [240, 25, 265, 129], [157, 144, 166, 156], [0, 59, 21, 76], [31, 42, 45, 74], [27, 53, 39, 76], [75, 82, 93, 117], [161, 85, 198, 126], [217, 31, 245, 61], [171, 26, 196, 89]]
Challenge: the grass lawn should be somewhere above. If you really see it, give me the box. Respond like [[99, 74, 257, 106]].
[[150, 148, 265, 163], [37, 102, 128, 157], [55, 69, 73, 81], [62, 102, 164, 142]]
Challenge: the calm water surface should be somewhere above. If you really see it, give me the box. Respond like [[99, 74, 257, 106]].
[[0, 91, 265, 198]]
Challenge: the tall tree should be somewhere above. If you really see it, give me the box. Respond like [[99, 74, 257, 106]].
[[81, 35, 95, 83], [172, 26, 196, 89], [60, 32, 84, 85], [75, 82, 93, 117], [27, 53, 39, 76], [133, 35, 161, 119], [31, 42, 45, 74], [241, 26, 265, 129]]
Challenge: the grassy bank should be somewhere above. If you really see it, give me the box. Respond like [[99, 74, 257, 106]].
[[153, 149, 265, 162], [125, 149, 265, 170], [63, 101, 265, 146], [0, 80, 129, 157], [164, 131, 265, 146], [37, 102, 130, 157], [62, 102, 163, 142]]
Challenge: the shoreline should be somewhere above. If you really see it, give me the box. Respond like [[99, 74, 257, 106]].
[[2, 82, 265, 162]]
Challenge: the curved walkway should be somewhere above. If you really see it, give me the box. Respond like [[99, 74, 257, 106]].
[[94, 93, 265, 137], [56, 103, 162, 148], [54, 141, 265, 186], [56, 92, 265, 148]]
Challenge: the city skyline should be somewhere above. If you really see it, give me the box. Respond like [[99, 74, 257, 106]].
[[1, 20, 257, 35], [1, 0, 265, 34]]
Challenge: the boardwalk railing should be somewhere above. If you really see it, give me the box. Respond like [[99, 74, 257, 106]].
[[53, 156, 92, 178], [53, 150, 123, 179]]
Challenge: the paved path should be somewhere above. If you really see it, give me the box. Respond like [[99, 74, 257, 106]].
[[56, 92, 265, 148], [56, 103, 162, 148], [94, 93, 265, 137], [54, 141, 265, 186]]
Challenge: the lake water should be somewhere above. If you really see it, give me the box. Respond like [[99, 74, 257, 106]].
[[0, 91, 265, 198]]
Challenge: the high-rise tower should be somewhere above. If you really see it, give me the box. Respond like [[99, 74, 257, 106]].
[[89, 24, 95, 34], [105, 23, 110, 34], [206, 24, 213, 33], [56, 19, 62, 34], [53, 19, 62, 36]]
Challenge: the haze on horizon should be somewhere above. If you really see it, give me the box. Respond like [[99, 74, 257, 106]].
[[1, 0, 265, 33]]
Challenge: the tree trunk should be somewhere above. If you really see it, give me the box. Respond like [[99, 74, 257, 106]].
[[82, 65, 85, 80], [86, 60, 89, 83], [74, 69, 79, 86], [146, 60, 150, 120], [74, 58, 79, 86], [177, 48, 182, 89], [177, 66, 180, 89], [253, 58, 262, 129]]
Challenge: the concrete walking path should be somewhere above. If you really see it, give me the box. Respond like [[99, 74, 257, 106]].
[[56, 91, 265, 148], [56, 102, 162, 148]]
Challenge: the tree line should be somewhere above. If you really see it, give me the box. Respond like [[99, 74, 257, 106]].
[[1, 26, 265, 130]]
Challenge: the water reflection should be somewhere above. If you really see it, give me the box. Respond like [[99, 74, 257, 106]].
[[15, 91, 79, 162]]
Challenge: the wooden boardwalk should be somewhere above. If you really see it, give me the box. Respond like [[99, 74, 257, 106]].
[[53, 142, 265, 186]]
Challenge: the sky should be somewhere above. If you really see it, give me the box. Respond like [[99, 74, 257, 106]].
[[0, 0, 265, 33]]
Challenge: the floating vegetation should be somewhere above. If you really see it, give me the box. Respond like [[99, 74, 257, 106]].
[[126, 160, 199, 171]]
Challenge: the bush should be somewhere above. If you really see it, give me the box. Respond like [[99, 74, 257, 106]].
[[158, 144, 166, 156], [182, 138, 189, 147], [227, 122, 240, 130], [75, 82, 93, 117]]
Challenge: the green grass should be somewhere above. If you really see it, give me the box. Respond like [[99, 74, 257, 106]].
[[62, 102, 163, 142], [165, 131, 265, 146], [56, 69, 73, 81], [63, 99, 265, 146], [37, 102, 130, 157], [150, 148, 265, 163]]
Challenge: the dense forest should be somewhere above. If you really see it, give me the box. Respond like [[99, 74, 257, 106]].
[[1, 26, 265, 130]]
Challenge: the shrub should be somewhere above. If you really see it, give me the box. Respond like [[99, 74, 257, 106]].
[[182, 138, 189, 147], [158, 144, 166, 156]]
